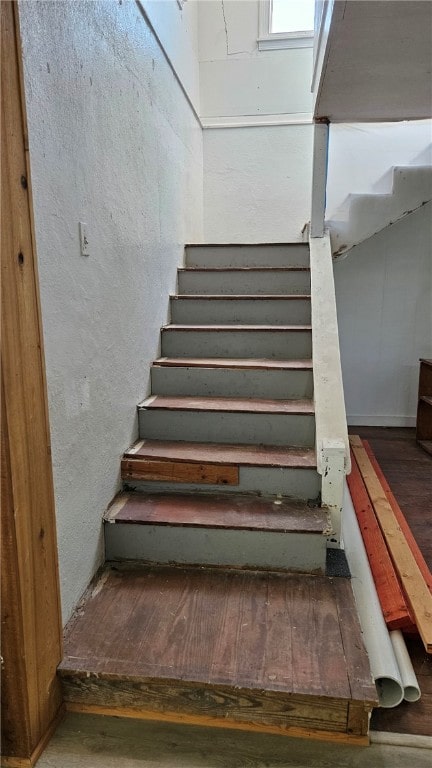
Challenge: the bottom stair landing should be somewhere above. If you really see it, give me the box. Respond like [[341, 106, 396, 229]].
[[59, 565, 377, 744]]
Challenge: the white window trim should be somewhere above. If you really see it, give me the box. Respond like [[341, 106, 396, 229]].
[[258, 0, 314, 51]]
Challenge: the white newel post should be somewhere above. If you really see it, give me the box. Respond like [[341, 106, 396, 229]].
[[320, 437, 345, 548], [310, 120, 329, 238]]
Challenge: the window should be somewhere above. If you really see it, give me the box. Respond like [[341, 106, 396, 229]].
[[258, 0, 315, 50]]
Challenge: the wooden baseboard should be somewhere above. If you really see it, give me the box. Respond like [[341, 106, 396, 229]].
[[64, 702, 370, 746], [1, 706, 65, 768]]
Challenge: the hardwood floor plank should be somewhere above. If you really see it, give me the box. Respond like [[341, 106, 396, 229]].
[[105, 492, 326, 534], [154, 357, 313, 370], [350, 435, 432, 653], [333, 578, 378, 703], [60, 566, 373, 700]]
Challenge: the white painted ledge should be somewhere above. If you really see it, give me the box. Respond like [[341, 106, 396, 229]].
[[310, 231, 350, 475], [201, 114, 313, 130], [258, 33, 313, 51]]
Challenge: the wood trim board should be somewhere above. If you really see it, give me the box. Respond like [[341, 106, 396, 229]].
[[363, 440, 432, 594], [347, 449, 413, 630], [1, 2, 63, 762], [349, 436, 432, 653]]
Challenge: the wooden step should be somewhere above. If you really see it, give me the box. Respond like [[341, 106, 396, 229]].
[[170, 295, 311, 325], [122, 439, 320, 500], [155, 357, 313, 370], [185, 243, 310, 268], [151, 361, 313, 399], [141, 395, 314, 414], [59, 565, 377, 744], [161, 325, 312, 360], [124, 439, 317, 467], [138, 396, 315, 446], [104, 492, 328, 573], [178, 268, 310, 295]]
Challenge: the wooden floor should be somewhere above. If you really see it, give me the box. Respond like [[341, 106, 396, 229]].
[[352, 427, 432, 738], [59, 564, 376, 742], [35, 712, 432, 768]]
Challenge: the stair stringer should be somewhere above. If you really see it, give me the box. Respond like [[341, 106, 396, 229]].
[[329, 165, 432, 258]]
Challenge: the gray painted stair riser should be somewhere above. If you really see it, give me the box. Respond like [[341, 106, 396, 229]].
[[178, 270, 310, 295], [105, 525, 326, 574], [185, 244, 310, 269], [151, 366, 313, 399], [124, 466, 321, 500], [170, 297, 311, 325], [138, 409, 315, 447], [161, 329, 312, 359]]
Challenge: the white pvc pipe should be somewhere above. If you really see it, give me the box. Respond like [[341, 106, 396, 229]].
[[390, 629, 421, 702], [371, 731, 432, 750], [342, 481, 404, 708]]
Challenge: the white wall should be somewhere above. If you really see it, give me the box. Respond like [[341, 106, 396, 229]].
[[327, 120, 432, 220], [204, 124, 313, 242], [140, 0, 200, 111], [20, 0, 203, 623], [199, 0, 314, 243], [199, 0, 313, 119], [334, 202, 432, 427]]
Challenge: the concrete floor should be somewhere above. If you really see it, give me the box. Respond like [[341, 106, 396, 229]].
[[34, 713, 432, 768]]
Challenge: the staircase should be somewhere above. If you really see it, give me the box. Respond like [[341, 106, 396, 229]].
[[330, 165, 432, 257], [58, 243, 377, 743]]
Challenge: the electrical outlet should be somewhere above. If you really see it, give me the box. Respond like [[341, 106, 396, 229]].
[[79, 222, 90, 257]]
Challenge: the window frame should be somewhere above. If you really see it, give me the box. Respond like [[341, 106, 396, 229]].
[[258, 0, 314, 51]]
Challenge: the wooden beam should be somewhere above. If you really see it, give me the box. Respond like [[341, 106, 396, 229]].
[[121, 458, 239, 485], [64, 702, 369, 746], [1, 2, 63, 763], [363, 440, 432, 594], [347, 450, 413, 630], [349, 436, 432, 653]]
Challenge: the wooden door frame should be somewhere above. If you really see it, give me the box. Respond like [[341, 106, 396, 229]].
[[1, 3, 64, 765]]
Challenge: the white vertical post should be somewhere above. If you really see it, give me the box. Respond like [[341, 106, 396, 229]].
[[321, 437, 345, 548], [310, 120, 329, 238]]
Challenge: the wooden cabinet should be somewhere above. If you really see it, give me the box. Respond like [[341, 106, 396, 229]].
[[416, 359, 432, 456]]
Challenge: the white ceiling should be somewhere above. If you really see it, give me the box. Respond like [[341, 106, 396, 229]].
[[314, 0, 432, 122]]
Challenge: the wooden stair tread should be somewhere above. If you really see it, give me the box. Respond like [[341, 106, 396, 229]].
[[140, 395, 314, 415], [178, 267, 310, 273], [185, 242, 309, 247], [154, 357, 313, 370], [124, 440, 317, 468], [59, 564, 376, 706], [105, 492, 326, 533], [163, 324, 312, 332], [171, 294, 311, 300]]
